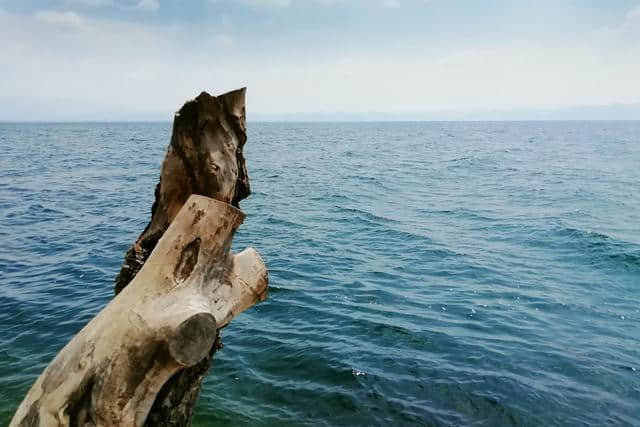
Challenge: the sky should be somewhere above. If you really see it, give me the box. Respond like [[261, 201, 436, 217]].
[[1, 0, 639, 121]]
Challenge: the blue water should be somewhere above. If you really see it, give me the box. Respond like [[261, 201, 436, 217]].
[[1, 121, 639, 426]]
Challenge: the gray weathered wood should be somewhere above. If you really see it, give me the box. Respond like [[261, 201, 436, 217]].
[[11, 196, 267, 426]]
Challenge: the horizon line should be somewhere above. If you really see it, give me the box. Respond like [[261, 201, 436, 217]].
[[2, 119, 640, 124]]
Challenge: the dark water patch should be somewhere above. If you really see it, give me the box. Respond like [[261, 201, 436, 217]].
[[533, 226, 640, 274], [330, 205, 398, 225]]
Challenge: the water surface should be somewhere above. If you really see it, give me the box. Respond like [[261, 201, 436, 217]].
[[1, 121, 639, 425]]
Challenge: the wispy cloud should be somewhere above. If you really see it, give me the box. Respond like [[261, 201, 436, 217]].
[[63, 0, 159, 10], [33, 10, 88, 28], [214, 34, 234, 47], [237, 0, 292, 7], [382, 0, 400, 8], [65, 0, 114, 6], [132, 0, 159, 12], [231, 0, 345, 8], [625, 5, 640, 20]]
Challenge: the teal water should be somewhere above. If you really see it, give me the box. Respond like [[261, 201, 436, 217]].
[[0, 121, 639, 426]]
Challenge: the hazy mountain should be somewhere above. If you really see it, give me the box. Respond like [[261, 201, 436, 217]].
[[249, 104, 640, 122]]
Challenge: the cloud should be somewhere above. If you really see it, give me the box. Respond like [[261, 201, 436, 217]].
[[592, 4, 640, 51], [0, 8, 241, 119], [1, 4, 640, 120], [33, 10, 88, 28], [62, 0, 159, 12], [625, 5, 640, 20], [214, 34, 234, 47], [231, 0, 345, 8], [237, 0, 291, 7], [64, 0, 114, 6], [382, 0, 400, 8], [132, 0, 159, 12]]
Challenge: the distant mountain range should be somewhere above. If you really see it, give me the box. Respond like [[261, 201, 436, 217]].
[[1, 98, 639, 122], [249, 103, 640, 122]]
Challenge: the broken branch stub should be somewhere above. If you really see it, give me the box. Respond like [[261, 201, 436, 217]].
[[115, 88, 251, 295]]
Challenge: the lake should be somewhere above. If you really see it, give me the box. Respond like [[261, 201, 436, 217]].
[[1, 121, 639, 425]]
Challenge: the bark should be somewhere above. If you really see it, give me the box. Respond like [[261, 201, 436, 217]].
[[115, 88, 250, 295], [11, 89, 267, 426]]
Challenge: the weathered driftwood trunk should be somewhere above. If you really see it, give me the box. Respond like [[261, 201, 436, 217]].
[[115, 88, 255, 426], [11, 89, 267, 426]]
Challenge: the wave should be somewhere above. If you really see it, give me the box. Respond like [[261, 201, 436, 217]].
[[550, 226, 640, 271]]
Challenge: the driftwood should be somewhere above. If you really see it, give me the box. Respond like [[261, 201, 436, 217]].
[[11, 89, 267, 426]]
